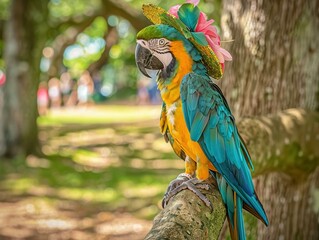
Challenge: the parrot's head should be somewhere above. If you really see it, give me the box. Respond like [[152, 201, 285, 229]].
[[135, 24, 186, 80], [135, 3, 231, 81]]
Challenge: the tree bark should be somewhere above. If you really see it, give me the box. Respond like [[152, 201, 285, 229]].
[[145, 109, 319, 239], [254, 167, 319, 240], [220, 0, 319, 117], [145, 177, 226, 240], [214, 0, 319, 239], [0, 0, 49, 157]]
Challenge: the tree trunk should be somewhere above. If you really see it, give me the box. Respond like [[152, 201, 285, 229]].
[[220, 0, 319, 117], [254, 167, 319, 240], [0, 0, 49, 157], [218, 0, 319, 239]]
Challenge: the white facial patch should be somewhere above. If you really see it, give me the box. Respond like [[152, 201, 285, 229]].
[[153, 51, 173, 70]]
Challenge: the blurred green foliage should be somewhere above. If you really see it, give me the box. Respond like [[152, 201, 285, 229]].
[[63, 17, 108, 75], [49, 0, 102, 20], [0, 0, 221, 98], [0, 0, 9, 19], [0, 0, 9, 68]]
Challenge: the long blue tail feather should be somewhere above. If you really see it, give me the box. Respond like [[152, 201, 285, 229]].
[[212, 171, 268, 240]]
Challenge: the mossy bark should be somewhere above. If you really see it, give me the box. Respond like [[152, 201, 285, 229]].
[[145, 177, 226, 240]]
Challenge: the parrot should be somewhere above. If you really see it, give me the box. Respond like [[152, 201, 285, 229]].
[[135, 3, 269, 240]]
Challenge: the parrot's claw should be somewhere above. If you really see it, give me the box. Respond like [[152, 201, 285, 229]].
[[162, 173, 212, 209]]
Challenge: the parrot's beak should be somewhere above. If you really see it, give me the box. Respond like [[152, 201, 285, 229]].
[[135, 43, 164, 78]]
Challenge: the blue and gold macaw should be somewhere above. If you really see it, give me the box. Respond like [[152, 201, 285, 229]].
[[135, 2, 268, 239]]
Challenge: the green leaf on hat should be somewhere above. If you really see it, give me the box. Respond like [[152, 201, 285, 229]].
[[191, 32, 208, 46], [178, 3, 200, 32]]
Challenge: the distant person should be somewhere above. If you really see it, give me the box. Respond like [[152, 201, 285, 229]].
[[147, 81, 161, 104], [60, 71, 73, 106], [0, 70, 5, 115], [92, 71, 105, 102], [48, 77, 61, 108], [37, 81, 49, 115], [77, 71, 94, 106], [67, 79, 78, 106], [137, 79, 150, 105], [0, 70, 5, 87]]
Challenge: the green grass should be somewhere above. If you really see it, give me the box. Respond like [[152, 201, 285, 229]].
[[38, 105, 161, 125], [0, 105, 183, 222]]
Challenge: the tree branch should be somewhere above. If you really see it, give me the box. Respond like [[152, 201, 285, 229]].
[[46, 14, 100, 78], [88, 26, 118, 74], [145, 177, 226, 240], [145, 108, 319, 239], [45, 0, 148, 78], [51, 0, 148, 32], [238, 108, 319, 178], [101, 0, 148, 30]]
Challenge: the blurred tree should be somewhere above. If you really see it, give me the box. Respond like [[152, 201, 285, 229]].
[[220, 0, 319, 239], [0, 0, 150, 158], [0, 0, 9, 67], [0, 0, 49, 157]]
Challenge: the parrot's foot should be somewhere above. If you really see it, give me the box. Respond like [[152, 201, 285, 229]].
[[162, 173, 212, 209]]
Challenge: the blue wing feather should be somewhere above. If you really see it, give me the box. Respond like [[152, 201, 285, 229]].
[[188, 91, 198, 111], [190, 111, 209, 141], [180, 73, 269, 237]]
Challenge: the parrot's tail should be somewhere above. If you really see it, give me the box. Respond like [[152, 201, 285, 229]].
[[228, 193, 245, 240], [213, 172, 268, 240], [217, 176, 245, 240]]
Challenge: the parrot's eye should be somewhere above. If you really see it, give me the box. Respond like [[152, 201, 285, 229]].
[[159, 38, 166, 46]]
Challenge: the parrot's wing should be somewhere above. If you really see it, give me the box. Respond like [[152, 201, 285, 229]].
[[160, 102, 186, 160], [180, 73, 268, 225]]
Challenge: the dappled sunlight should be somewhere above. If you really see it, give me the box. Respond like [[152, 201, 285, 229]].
[[152, 138, 176, 153], [72, 148, 120, 168], [95, 214, 152, 236], [0, 105, 185, 239], [57, 187, 118, 202], [38, 105, 161, 125], [0, 102, 194, 239], [130, 158, 184, 170], [0, 195, 152, 239], [3, 177, 38, 194], [26, 155, 51, 169], [35, 218, 77, 230], [122, 185, 163, 199]]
